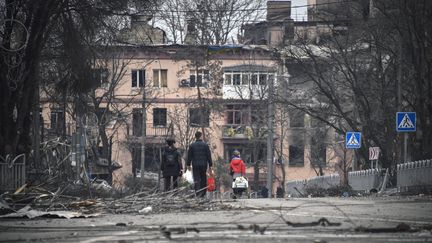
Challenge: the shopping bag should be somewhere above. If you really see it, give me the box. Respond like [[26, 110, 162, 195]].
[[207, 176, 215, 192], [232, 176, 248, 189], [183, 170, 194, 184]]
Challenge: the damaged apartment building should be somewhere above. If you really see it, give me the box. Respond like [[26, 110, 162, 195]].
[[40, 0, 350, 191]]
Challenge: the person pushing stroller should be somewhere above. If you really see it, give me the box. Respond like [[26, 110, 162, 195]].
[[229, 150, 247, 198]]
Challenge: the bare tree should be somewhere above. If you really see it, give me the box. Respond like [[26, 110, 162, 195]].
[[155, 0, 266, 44], [281, 0, 432, 183], [0, 0, 154, 162]]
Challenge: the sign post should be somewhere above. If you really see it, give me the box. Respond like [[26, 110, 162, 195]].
[[346, 132, 361, 149], [346, 132, 361, 170], [369, 147, 380, 169], [396, 112, 416, 163]]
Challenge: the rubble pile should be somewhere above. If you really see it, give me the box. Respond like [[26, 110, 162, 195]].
[[304, 185, 357, 197], [1, 138, 230, 219], [0, 183, 230, 219], [105, 187, 231, 214]]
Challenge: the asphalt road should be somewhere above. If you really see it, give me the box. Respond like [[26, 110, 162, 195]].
[[1, 196, 432, 242]]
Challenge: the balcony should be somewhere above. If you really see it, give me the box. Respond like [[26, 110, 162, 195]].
[[222, 125, 248, 139], [127, 124, 169, 143], [222, 125, 268, 139]]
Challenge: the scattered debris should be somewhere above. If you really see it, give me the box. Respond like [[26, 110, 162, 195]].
[[104, 187, 231, 214], [284, 217, 341, 227], [160, 226, 172, 239], [305, 185, 356, 197], [160, 225, 200, 239], [138, 206, 152, 214], [250, 224, 267, 234], [237, 225, 246, 230], [1, 182, 231, 220], [0, 203, 13, 215], [355, 223, 414, 233], [90, 179, 112, 193], [0, 205, 99, 219]]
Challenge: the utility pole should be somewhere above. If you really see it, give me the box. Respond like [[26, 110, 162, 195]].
[[195, 64, 206, 141], [279, 58, 289, 194], [266, 69, 275, 198], [397, 26, 403, 164], [140, 85, 147, 179], [75, 96, 83, 181], [33, 86, 40, 170]]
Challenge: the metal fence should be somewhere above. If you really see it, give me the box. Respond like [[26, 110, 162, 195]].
[[397, 159, 432, 191], [0, 154, 26, 192], [285, 169, 385, 196], [286, 179, 307, 196], [348, 168, 384, 192], [286, 159, 432, 196], [308, 174, 340, 189]]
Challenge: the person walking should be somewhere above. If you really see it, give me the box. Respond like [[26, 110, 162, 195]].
[[229, 150, 246, 178], [161, 138, 183, 192], [229, 150, 247, 198], [186, 131, 213, 198]]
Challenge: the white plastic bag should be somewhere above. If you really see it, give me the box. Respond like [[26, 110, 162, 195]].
[[183, 170, 194, 184], [232, 176, 248, 189]]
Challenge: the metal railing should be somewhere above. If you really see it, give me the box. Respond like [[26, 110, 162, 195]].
[[285, 169, 384, 196], [221, 125, 267, 139], [348, 168, 384, 192], [128, 124, 169, 141], [307, 174, 340, 189], [286, 179, 307, 196], [0, 154, 26, 192], [397, 159, 432, 191], [286, 159, 432, 196]]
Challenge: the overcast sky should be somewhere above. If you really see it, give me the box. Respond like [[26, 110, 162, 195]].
[[290, 0, 308, 21]]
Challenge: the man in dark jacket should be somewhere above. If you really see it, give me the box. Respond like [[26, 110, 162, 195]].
[[187, 131, 212, 198], [161, 138, 183, 192]]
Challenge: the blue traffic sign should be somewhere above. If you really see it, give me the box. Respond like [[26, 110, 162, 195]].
[[346, 132, 361, 149], [396, 112, 416, 132]]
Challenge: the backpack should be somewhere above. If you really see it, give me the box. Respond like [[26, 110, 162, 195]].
[[165, 150, 177, 166]]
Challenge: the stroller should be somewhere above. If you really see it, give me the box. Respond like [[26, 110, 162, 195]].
[[232, 175, 248, 199]]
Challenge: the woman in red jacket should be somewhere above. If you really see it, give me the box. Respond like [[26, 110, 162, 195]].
[[230, 150, 247, 198], [229, 150, 246, 177]]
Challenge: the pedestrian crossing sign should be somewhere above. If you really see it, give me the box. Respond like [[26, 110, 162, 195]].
[[346, 132, 361, 149], [396, 112, 416, 132]]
